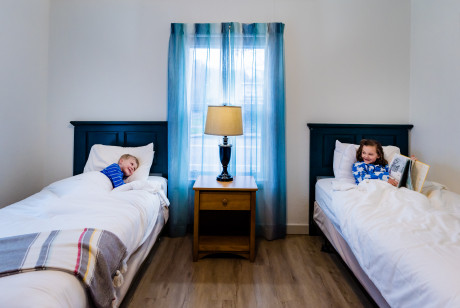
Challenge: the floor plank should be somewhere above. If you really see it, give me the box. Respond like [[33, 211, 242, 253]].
[[126, 235, 375, 308]]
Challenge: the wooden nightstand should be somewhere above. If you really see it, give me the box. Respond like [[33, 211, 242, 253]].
[[193, 175, 258, 262]]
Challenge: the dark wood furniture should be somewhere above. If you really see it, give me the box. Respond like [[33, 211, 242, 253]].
[[193, 175, 258, 262], [71, 121, 168, 178], [307, 123, 413, 235]]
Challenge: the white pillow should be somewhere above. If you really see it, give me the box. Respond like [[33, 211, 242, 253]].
[[382, 146, 400, 164], [83, 143, 154, 183], [333, 140, 400, 180], [333, 141, 358, 181]]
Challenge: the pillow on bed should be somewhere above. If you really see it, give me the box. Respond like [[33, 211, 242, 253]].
[[382, 146, 401, 164], [333, 140, 401, 180], [333, 141, 358, 181], [83, 143, 154, 183]]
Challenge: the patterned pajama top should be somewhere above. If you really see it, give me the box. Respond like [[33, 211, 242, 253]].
[[352, 162, 390, 185]]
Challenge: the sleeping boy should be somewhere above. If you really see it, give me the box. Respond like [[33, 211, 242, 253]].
[[100, 154, 139, 188]]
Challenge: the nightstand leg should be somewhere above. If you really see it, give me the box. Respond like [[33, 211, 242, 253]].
[[250, 191, 256, 262], [193, 191, 200, 261]]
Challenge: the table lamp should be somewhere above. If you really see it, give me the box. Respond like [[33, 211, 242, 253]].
[[204, 105, 243, 181]]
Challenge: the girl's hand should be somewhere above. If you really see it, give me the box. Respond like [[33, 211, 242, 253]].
[[388, 178, 398, 187]]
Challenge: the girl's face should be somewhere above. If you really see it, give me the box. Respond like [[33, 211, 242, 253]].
[[361, 145, 379, 164]]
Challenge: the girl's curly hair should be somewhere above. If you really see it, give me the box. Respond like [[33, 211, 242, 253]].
[[356, 139, 387, 166]]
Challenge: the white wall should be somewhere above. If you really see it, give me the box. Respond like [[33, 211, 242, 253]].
[[410, 0, 460, 194], [0, 1, 49, 208], [2, 0, 412, 232], [281, 0, 410, 233]]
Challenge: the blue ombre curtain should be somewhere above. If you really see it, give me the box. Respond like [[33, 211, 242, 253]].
[[167, 22, 286, 240]]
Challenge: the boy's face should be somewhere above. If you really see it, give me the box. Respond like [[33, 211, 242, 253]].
[[119, 157, 138, 177]]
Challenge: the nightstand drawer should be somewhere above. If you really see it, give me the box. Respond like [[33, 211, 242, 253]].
[[200, 191, 250, 210]]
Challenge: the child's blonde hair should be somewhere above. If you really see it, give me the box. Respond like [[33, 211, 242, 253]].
[[356, 139, 388, 166], [119, 154, 139, 167]]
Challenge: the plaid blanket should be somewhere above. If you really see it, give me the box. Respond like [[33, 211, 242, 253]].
[[0, 228, 127, 308]]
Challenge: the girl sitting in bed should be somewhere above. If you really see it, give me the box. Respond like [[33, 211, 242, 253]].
[[352, 139, 398, 186]]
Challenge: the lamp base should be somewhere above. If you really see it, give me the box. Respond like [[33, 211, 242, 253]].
[[217, 141, 233, 182], [217, 173, 233, 182]]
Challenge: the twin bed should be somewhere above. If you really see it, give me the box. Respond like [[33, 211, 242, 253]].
[[309, 123, 460, 307], [0, 121, 168, 308]]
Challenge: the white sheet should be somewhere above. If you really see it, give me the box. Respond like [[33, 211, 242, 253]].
[[148, 175, 168, 196], [331, 179, 460, 307], [316, 177, 357, 234], [0, 171, 169, 308], [313, 201, 391, 308], [315, 178, 338, 229], [315, 178, 334, 212]]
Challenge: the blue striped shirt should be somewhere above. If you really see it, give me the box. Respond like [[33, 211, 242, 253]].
[[100, 163, 125, 188], [352, 162, 390, 185]]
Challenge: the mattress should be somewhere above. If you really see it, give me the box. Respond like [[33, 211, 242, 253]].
[[315, 178, 340, 231]]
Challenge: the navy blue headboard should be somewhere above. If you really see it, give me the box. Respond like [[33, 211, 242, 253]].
[[307, 123, 413, 235], [71, 121, 168, 178]]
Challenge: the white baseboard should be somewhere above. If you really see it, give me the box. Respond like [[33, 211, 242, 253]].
[[286, 224, 309, 235]]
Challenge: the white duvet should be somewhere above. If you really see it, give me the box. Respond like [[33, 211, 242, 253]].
[[332, 179, 460, 307], [0, 171, 169, 308], [0, 171, 168, 254]]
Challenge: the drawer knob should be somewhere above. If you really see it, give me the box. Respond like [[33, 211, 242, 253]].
[[222, 198, 228, 206]]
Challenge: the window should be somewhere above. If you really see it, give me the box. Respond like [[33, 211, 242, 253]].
[[167, 22, 286, 239], [187, 44, 265, 179]]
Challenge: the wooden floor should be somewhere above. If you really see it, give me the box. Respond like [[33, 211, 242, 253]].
[[126, 235, 375, 308]]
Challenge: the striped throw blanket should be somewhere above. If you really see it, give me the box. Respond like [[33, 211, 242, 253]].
[[0, 228, 127, 308]]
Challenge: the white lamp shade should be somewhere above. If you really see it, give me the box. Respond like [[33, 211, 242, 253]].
[[204, 105, 243, 136]]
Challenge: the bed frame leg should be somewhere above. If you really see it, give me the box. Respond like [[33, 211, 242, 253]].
[[320, 236, 335, 254]]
